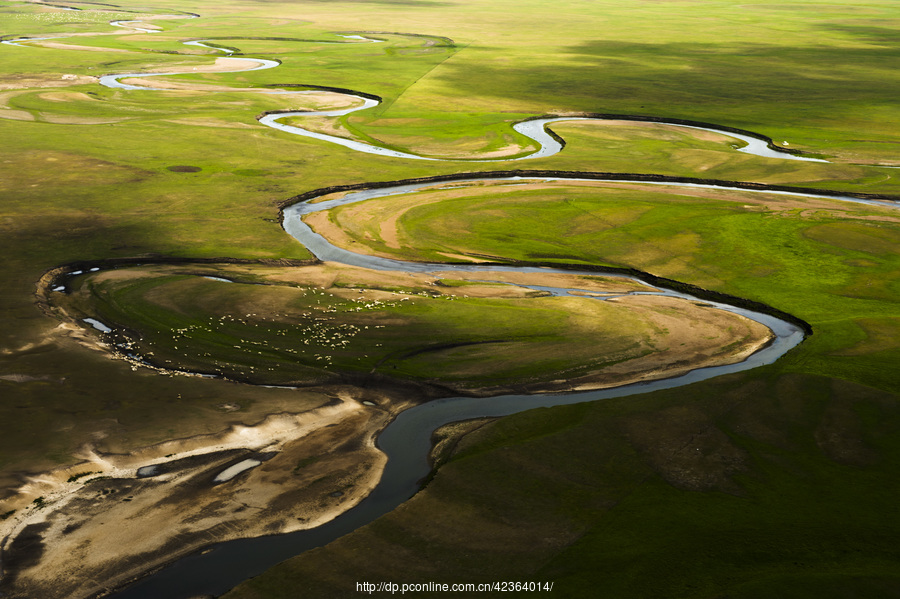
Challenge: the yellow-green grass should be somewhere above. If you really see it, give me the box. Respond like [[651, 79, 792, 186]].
[[315, 180, 900, 393], [0, 0, 896, 481], [4, 0, 900, 178], [0, 3, 142, 35]]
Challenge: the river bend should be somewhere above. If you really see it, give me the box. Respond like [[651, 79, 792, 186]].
[[106, 174, 823, 599]]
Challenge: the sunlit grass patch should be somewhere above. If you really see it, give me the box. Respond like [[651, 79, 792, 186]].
[[57, 262, 767, 392]]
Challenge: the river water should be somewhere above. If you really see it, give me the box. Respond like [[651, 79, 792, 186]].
[[87, 35, 827, 163], [107, 176, 814, 598]]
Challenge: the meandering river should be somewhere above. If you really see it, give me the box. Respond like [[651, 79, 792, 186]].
[[89, 33, 828, 163], [3, 12, 879, 598], [104, 173, 821, 599]]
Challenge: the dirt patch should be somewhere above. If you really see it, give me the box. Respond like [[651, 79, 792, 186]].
[[40, 114, 127, 124], [153, 57, 267, 74], [0, 108, 34, 121], [430, 269, 656, 294], [166, 165, 202, 172], [357, 123, 533, 159], [115, 57, 276, 91], [580, 118, 736, 143], [456, 293, 774, 396], [390, 136, 532, 160], [117, 78, 261, 93], [379, 210, 403, 249], [0, 74, 98, 91], [430, 418, 495, 467], [281, 91, 365, 111], [589, 294, 770, 380], [283, 114, 354, 139], [36, 92, 97, 103], [164, 117, 257, 129], [0, 90, 32, 120], [31, 41, 131, 53], [304, 210, 360, 252]]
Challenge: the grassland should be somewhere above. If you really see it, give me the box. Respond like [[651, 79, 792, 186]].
[[56, 262, 770, 392], [0, 0, 899, 597], [310, 179, 900, 391]]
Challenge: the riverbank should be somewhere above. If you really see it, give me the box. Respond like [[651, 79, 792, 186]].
[[0, 384, 419, 599]]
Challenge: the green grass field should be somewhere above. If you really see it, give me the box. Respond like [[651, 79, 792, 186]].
[[315, 180, 900, 392], [2, 0, 900, 596], [59, 263, 697, 391]]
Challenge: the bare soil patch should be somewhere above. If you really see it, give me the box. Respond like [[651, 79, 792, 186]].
[[0, 74, 98, 92], [36, 91, 96, 102], [164, 117, 257, 129], [40, 114, 127, 124], [154, 57, 266, 74], [0, 108, 34, 121], [588, 119, 736, 143], [31, 41, 131, 53]]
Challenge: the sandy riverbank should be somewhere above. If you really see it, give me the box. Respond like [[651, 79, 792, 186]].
[[0, 383, 418, 599]]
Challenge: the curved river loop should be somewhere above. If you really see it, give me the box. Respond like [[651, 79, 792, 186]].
[[3, 6, 897, 598], [102, 170, 899, 599]]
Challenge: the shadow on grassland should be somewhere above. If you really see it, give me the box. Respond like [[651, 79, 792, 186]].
[[1, 217, 162, 308], [434, 38, 900, 121], [820, 24, 900, 46]]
